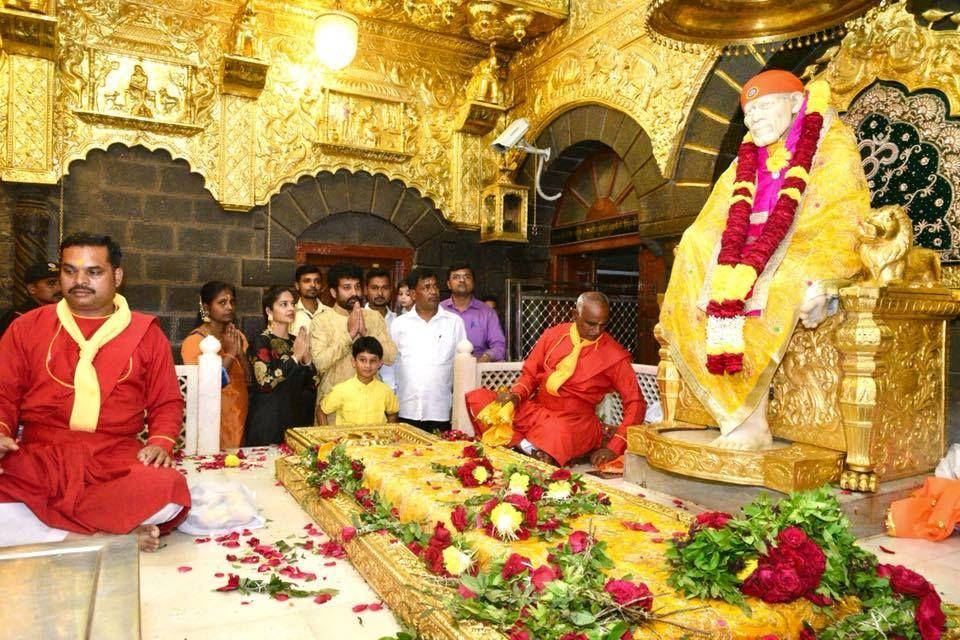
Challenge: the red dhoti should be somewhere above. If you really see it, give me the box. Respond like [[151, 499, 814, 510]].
[[0, 305, 190, 535], [466, 322, 644, 466]]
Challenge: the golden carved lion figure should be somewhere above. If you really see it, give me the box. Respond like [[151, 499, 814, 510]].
[[856, 204, 941, 286]]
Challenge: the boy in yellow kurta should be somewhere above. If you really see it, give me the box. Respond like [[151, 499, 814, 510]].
[[320, 337, 399, 425]]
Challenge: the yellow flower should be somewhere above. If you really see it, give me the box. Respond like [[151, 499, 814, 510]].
[[508, 473, 530, 494], [472, 465, 490, 484], [489, 503, 523, 540], [224, 454, 241, 467], [316, 441, 337, 460], [442, 545, 473, 576], [737, 558, 759, 582], [546, 480, 572, 500], [765, 143, 792, 174]]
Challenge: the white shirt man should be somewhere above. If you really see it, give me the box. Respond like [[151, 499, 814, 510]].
[[389, 269, 467, 432]]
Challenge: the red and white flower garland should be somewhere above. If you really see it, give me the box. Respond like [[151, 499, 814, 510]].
[[706, 81, 830, 375]]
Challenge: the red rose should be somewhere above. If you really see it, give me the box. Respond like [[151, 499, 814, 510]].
[[806, 591, 832, 606], [509, 631, 530, 640], [603, 579, 653, 610], [531, 565, 560, 591], [455, 458, 494, 487], [799, 626, 818, 640], [406, 541, 423, 556], [916, 591, 946, 640], [877, 564, 934, 599], [428, 521, 452, 549], [501, 553, 531, 580], [777, 526, 809, 549], [318, 479, 339, 498], [527, 484, 544, 502], [315, 459, 328, 472], [350, 460, 364, 479], [481, 497, 499, 515], [461, 445, 481, 458], [567, 530, 591, 554], [216, 573, 241, 591], [341, 526, 357, 542], [423, 545, 446, 575], [550, 469, 572, 481], [457, 583, 477, 599], [694, 511, 733, 529], [538, 518, 560, 532], [450, 505, 469, 532]]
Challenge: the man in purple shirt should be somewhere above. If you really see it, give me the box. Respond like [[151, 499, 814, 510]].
[[440, 263, 506, 362]]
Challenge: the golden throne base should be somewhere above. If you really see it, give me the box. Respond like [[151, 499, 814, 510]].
[[627, 423, 845, 493]]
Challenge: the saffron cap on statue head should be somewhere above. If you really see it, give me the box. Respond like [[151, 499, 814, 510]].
[[740, 70, 804, 108]]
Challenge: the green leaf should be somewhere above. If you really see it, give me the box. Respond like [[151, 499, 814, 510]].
[[569, 610, 596, 626]]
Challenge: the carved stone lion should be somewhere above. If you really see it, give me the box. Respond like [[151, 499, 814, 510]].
[[856, 204, 941, 286]]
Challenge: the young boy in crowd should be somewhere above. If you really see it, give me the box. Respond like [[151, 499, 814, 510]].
[[396, 283, 414, 314], [318, 336, 399, 425]]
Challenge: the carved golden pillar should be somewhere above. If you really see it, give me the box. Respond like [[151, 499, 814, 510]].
[[0, 7, 56, 183], [219, 55, 268, 210], [12, 186, 51, 306], [835, 287, 890, 492]]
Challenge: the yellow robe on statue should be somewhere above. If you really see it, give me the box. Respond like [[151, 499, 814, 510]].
[[659, 116, 870, 430]]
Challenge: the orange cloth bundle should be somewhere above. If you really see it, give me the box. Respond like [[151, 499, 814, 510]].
[[887, 476, 960, 541]]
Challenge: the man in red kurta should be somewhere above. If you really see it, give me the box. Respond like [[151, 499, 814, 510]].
[[466, 292, 644, 467], [0, 233, 190, 551]]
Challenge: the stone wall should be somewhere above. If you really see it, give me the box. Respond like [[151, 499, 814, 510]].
[[63, 144, 263, 352], [57, 145, 547, 358]]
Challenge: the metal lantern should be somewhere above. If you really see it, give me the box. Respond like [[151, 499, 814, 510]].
[[479, 175, 528, 243]]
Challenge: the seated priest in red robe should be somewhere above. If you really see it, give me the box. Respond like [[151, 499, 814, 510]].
[[466, 292, 644, 467], [0, 233, 190, 552]]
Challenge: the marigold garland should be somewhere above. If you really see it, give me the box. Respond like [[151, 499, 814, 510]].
[[706, 80, 830, 375]]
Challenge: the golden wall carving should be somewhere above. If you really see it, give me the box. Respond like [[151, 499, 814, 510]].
[[818, 2, 960, 114], [506, 0, 718, 173], [0, 0, 725, 230]]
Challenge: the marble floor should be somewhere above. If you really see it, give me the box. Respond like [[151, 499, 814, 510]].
[[138, 449, 960, 640]]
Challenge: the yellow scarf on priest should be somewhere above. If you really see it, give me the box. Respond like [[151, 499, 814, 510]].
[[56, 294, 132, 431], [544, 324, 597, 396]]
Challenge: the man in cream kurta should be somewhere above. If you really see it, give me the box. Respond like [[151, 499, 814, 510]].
[[310, 263, 396, 420]]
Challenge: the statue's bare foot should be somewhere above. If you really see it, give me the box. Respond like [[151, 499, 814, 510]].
[[709, 427, 773, 451], [137, 525, 161, 552]]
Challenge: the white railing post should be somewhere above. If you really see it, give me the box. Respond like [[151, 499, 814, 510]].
[[197, 334, 223, 454], [451, 340, 477, 435]]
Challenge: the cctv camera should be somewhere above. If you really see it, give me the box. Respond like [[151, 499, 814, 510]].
[[491, 118, 531, 153]]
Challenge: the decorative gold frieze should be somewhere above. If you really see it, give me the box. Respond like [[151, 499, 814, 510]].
[[219, 94, 257, 211], [507, 0, 718, 173], [0, 7, 56, 60], [818, 2, 960, 114], [2, 54, 54, 182]]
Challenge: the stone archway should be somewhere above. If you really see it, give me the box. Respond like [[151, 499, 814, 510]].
[[513, 104, 668, 245], [242, 169, 451, 288]]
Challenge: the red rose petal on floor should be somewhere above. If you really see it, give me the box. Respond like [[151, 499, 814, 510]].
[[314, 594, 333, 604], [177, 566, 192, 573], [194, 537, 210, 543], [651, 537, 664, 543], [274, 594, 290, 601], [222, 541, 240, 548], [879, 545, 896, 554], [324, 561, 336, 567], [241, 601, 252, 606], [392, 450, 403, 457], [352, 604, 368, 613], [214, 572, 224, 578], [368, 602, 383, 611]]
